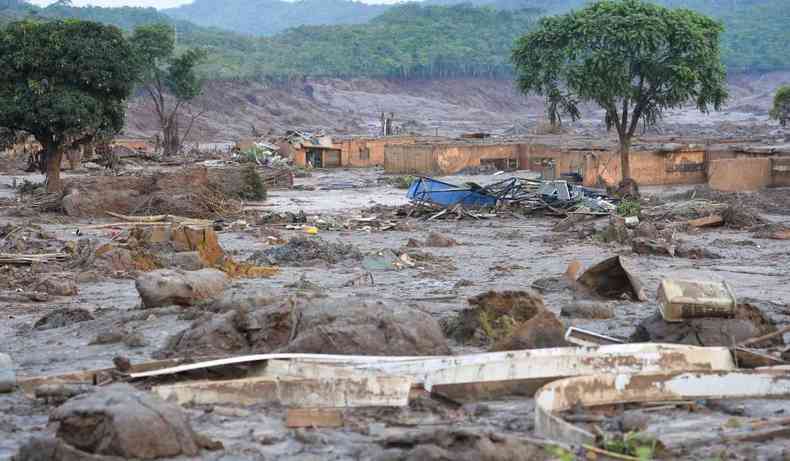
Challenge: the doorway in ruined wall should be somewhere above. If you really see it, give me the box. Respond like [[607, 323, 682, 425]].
[[306, 149, 323, 168]]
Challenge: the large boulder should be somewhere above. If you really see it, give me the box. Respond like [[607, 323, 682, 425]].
[[135, 268, 228, 308], [48, 384, 205, 459], [159, 296, 450, 358], [492, 310, 568, 351], [447, 290, 546, 345]]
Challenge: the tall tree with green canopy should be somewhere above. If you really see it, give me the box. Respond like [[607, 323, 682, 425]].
[[770, 86, 790, 127], [512, 0, 728, 182], [131, 23, 207, 156], [0, 19, 138, 192]]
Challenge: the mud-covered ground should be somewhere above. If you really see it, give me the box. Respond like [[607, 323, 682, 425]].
[[1, 166, 790, 460]]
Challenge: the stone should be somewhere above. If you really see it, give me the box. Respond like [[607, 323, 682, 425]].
[[159, 297, 450, 358], [631, 302, 783, 347], [560, 301, 615, 319], [50, 384, 204, 459], [35, 273, 79, 297], [449, 290, 546, 344], [423, 232, 458, 248], [167, 251, 206, 271], [0, 352, 16, 393], [34, 308, 94, 331], [135, 268, 228, 308], [61, 189, 81, 217], [12, 437, 124, 461], [492, 309, 568, 351]]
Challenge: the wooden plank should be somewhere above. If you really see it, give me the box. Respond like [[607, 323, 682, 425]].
[[688, 214, 723, 228], [286, 409, 344, 428]]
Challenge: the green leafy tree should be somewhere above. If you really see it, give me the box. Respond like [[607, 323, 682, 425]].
[[0, 20, 138, 192], [770, 86, 790, 127], [512, 0, 728, 181], [132, 23, 207, 156]]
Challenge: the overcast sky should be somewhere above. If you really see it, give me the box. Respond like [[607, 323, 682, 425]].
[[28, 0, 408, 8]]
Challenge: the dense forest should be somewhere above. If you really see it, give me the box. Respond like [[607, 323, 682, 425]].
[[0, 0, 788, 80], [164, 0, 389, 37]]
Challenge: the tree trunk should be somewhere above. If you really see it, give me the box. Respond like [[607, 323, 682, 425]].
[[619, 137, 632, 181], [162, 122, 179, 156], [45, 143, 64, 193]]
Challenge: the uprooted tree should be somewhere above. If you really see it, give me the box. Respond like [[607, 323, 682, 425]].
[[770, 86, 790, 127], [512, 0, 728, 182], [131, 24, 207, 156], [0, 20, 138, 192]]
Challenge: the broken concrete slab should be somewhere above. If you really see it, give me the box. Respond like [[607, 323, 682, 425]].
[[154, 374, 412, 408], [560, 301, 615, 319], [657, 279, 737, 322], [535, 369, 790, 446], [50, 384, 206, 459], [135, 268, 228, 308], [577, 256, 647, 301]]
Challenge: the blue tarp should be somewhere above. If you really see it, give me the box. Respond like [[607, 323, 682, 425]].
[[406, 177, 497, 208]]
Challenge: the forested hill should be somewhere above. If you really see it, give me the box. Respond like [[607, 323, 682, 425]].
[[163, 0, 388, 37], [1, 0, 788, 80]]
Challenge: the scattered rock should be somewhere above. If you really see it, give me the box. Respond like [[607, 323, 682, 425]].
[[561, 301, 615, 319], [89, 329, 126, 345], [492, 310, 567, 351], [49, 384, 212, 459], [160, 298, 450, 358], [377, 429, 550, 461], [123, 332, 147, 348], [135, 268, 228, 308], [34, 308, 94, 331], [423, 232, 458, 248], [166, 251, 206, 271], [61, 190, 81, 217], [632, 238, 675, 257], [0, 353, 15, 393], [631, 302, 783, 347], [449, 290, 546, 345], [34, 273, 78, 297], [13, 436, 123, 461], [249, 236, 362, 266]]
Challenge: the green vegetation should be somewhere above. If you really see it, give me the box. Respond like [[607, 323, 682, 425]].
[[617, 199, 641, 218], [240, 165, 267, 201], [0, 19, 138, 191], [0, 0, 788, 81], [132, 24, 207, 155], [603, 431, 660, 460], [165, 0, 389, 37], [513, 0, 727, 180], [770, 86, 790, 127]]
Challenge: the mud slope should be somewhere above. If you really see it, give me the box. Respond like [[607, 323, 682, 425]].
[[124, 72, 790, 141]]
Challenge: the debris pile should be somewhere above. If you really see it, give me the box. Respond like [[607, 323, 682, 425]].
[[248, 236, 362, 266]]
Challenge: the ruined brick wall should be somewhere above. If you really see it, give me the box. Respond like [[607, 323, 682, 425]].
[[584, 150, 706, 187], [708, 158, 773, 192], [340, 136, 419, 168], [771, 158, 790, 187], [385, 143, 519, 174]]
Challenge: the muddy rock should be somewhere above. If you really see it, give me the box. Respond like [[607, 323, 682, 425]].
[[492, 309, 567, 351], [34, 273, 78, 297], [448, 290, 546, 345], [160, 298, 450, 357], [0, 352, 15, 393], [61, 189, 81, 217], [49, 384, 205, 459], [13, 436, 124, 461], [166, 251, 206, 271], [377, 429, 549, 461], [561, 301, 615, 319], [423, 232, 458, 248], [34, 308, 95, 331], [631, 302, 783, 347], [632, 238, 675, 257], [249, 236, 362, 266], [135, 268, 228, 308]]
